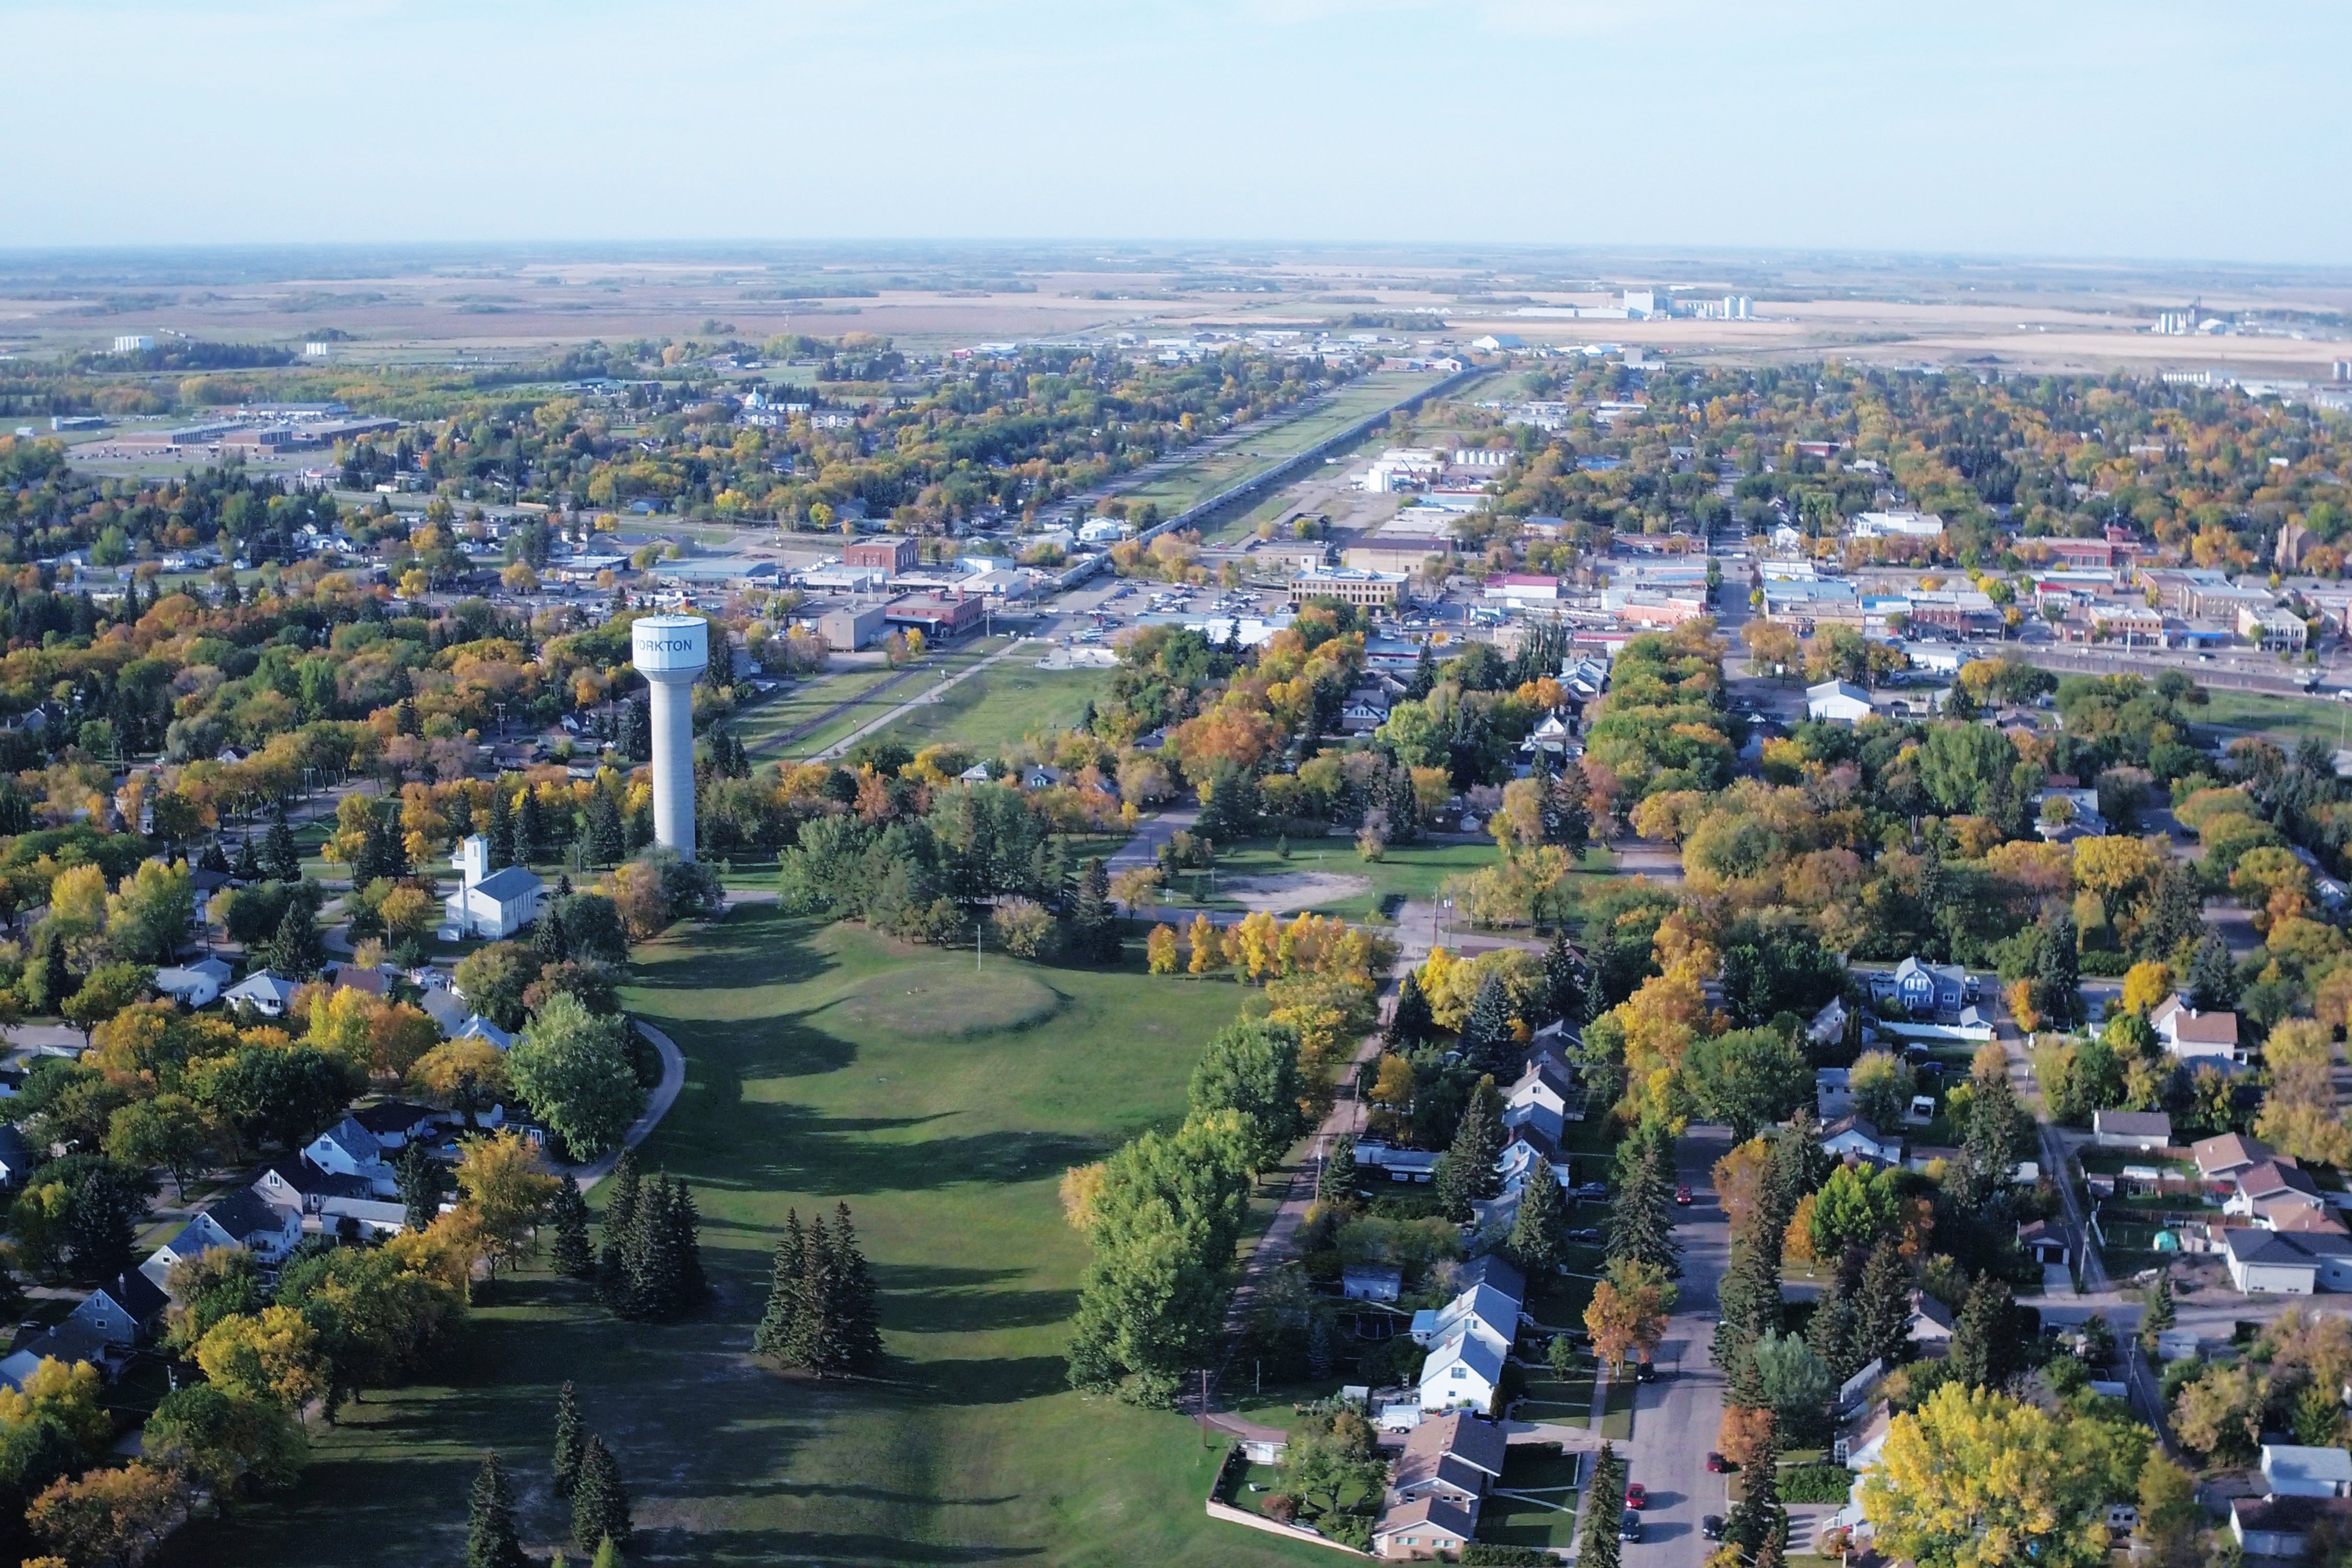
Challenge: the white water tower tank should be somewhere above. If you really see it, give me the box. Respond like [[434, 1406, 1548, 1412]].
[[630, 615, 709, 859]]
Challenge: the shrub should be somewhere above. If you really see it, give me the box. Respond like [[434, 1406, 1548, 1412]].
[[1263, 1493, 1299, 1523], [1779, 1463, 1859, 1503], [991, 897, 1055, 959]]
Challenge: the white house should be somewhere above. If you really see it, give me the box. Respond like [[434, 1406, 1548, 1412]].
[[442, 836, 544, 940], [455, 1014, 517, 1051], [1418, 1328, 1505, 1413], [1816, 1067, 1854, 1120], [141, 1189, 303, 1289], [1821, 1115, 1903, 1168], [152, 956, 232, 1008], [1411, 1283, 1519, 1360], [2151, 995, 2244, 1064], [1502, 1059, 1577, 1144], [223, 970, 301, 1017], [2264, 1445, 2352, 1498], [2220, 1228, 2352, 1294], [303, 1117, 399, 1195], [1806, 679, 1874, 723]]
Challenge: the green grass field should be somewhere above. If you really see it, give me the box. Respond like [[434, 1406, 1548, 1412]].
[[1115, 371, 1448, 518], [167, 909, 1334, 1567], [2194, 686, 2352, 747], [734, 639, 1016, 760], [1144, 837, 1617, 927], [866, 661, 1116, 756]]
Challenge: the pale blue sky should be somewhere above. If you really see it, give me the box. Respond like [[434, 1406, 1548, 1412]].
[[4, 0, 2346, 262]]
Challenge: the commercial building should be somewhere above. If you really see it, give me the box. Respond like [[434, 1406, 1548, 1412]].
[[113, 336, 154, 353], [1343, 537, 1454, 574], [844, 537, 918, 574], [884, 594, 987, 639], [1849, 511, 1945, 540], [816, 604, 887, 651], [1289, 567, 1403, 609]]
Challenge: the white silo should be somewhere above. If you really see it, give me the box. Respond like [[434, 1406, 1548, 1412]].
[[630, 614, 709, 860]]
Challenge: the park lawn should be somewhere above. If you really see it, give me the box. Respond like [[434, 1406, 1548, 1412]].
[[765, 639, 1022, 760], [867, 661, 1115, 755], [1146, 837, 1616, 926], [1116, 372, 1447, 517], [169, 907, 1335, 1568], [733, 662, 907, 755], [2195, 686, 2352, 746]]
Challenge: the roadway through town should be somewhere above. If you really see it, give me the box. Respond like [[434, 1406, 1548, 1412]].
[[1618, 1123, 1733, 1566]]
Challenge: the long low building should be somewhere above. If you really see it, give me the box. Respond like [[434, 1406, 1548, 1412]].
[[1343, 537, 1454, 573], [1290, 566, 1405, 608]]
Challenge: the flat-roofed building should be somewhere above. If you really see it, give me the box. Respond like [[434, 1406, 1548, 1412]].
[[1343, 537, 1452, 574], [1290, 567, 1403, 609]]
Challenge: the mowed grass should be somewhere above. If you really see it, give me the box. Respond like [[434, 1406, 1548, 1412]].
[[1147, 836, 1617, 926], [2194, 685, 2352, 747], [1117, 372, 1448, 516], [171, 908, 1334, 1568], [868, 662, 1116, 755]]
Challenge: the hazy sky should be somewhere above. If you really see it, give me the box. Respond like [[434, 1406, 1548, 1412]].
[[6, 0, 2346, 263]]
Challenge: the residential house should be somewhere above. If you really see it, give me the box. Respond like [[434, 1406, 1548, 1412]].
[[252, 1158, 411, 1239], [326, 962, 388, 997], [2151, 995, 2244, 1064], [420, 985, 472, 1036], [2232, 1496, 2352, 1559], [2195, 1133, 2280, 1185], [141, 1188, 303, 1289], [1908, 1293, 1956, 1347], [1412, 1284, 1519, 1359], [1815, 1067, 1854, 1120], [152, 956, 232, 1008], [223, 969, 301, 1017], [68, 1271, 168, 1348], [2227, 1160, 2330, 1228], [455, 1014, 517, 1051], [1417, 1329, 1506, 1414], [2092, 1110, 2173, 1151], [1821, 1115, 1903, 1168], [1502, 1058, 1578, 1144], [1455, 1255, 1527, 1301], [1805, 679, 1874, 723], [2222, 1227, 2352, 1294], [302, 1117, 399, 1195], [1875, 955, 1973, 1014], [350, 1101, 441, 1148], [1518, 711, 1576, 757], [442, 836, 544, 940], [1371, 1496, 1475, 1559], [0, 1270, 169, 1387], [2264, 1445, 2352, 1498]]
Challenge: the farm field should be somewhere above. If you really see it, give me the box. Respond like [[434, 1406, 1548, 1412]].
[[167, 908, 1331, 1567], [865, 660, 1117, 755], [1114, 370, 1450, 518]]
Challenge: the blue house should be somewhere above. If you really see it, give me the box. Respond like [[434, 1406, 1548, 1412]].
[[1877, 956, 1974, 1016]]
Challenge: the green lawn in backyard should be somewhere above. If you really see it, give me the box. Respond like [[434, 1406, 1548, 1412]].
[[1476, 1445, 1582, 1550], [866, 661, 1115, 756], [166, 907, 1336, 1568], [2194, 686, 2352, 747], [1143, 837, 1617, 927], [1115, 372, 1448, 517]]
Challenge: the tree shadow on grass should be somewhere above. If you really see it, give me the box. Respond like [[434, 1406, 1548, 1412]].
[[874, 1263, 1079, 1335], [683, 1108, 1111, 1197], [915, 1354, 1070, 1406], [650, 1529, 1044, 1565]]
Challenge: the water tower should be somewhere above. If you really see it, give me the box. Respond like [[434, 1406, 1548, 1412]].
[[630, 614, 709, 860]]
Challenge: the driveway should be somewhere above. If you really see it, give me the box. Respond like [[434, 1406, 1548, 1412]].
[[1620, 1123, 1733, 1564]]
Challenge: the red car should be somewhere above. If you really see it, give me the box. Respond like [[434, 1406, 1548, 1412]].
[[1674, 1184, 1694, 1206], [1706, 1451, 1728, 1473], [1624, 1482, 1648, 1511]]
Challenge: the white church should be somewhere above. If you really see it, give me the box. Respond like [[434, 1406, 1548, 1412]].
[[440, 835, 546, 941]]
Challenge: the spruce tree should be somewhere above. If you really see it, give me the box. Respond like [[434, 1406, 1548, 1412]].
[[671, 1179, 709, 1311], [1541, 933, 1583, 1028], [1385, 971, 1433, 1050], [550, 1180, 595, 1279], [1582, 960, 1610, 1035], [447, 789, 476, 847], [1409, 640, 1437, 700], [1853, 1239, 1912, 1371], [1807, 1263, 1861, 1384], [1317, 1141, 1358, 1209], [570, 1435, 631, 1552], [486, 789, 515, 872], [1457, 974, 1517, 1080], [1435, 1079, 1503, 1223], [1731, 1413, 1785, 1558], [597, 1151, 643, 1314], [1578, 1442, 1624, 1568], [1950, 1274, 2014, 1390], [395, 1139, 448, 1232], [1554, 765, 1592, 860], [1069, 858, 1115, 963], [625, 1175, 685, 1321], [536, 897, 571, 962], [2036, 910, 2080, 1027], [2139, 1270, 2176, 1353], [267, 900, 324, 979], [2147, 861, 2204, 964], [1605, 1131, 1681, 1276], [755, 1209, 815, 1366], [233, 834, 262, 881], [828, 1203, 883, 1375], [36, 932, 72, 1015], [587, 791, 625, 866], [552, 1382, 584, 1497], [515, 789, 545, 865], [2187, 930, 2239, 1012], [465, 1452, 526, 1568], [801, 1213, 846, 1374], [1508, 1166, 1570, 1276], [263, 818, 302, 881], [590, 1540, 623, 1568]]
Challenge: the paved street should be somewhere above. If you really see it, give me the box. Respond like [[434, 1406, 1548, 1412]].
[[1619, 1123, 1733, 1565]]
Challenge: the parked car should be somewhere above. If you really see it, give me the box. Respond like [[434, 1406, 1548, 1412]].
[[1619, 1514, 1643, 1542], [1576, 1182, 1609, 1201], [1624, 1483, 1647, 1511], [1674, 1184, 1694, 1206], [1635, 1360, 1661, 1382], [1702, 1515, 1726, 1541], [1706, 1451, 1728, 1473], [1567, 1228, 1602, 1244]]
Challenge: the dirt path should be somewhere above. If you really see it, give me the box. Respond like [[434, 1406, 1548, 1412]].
[[1217, 870, 1373, 912]]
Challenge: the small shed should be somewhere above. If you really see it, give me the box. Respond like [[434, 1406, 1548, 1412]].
[[1343, 1265, 1403, 1303]]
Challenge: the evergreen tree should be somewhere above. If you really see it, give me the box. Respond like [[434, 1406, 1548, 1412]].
[[617, 696, 650, 762], [625, 1174, 684, 1321], [1385, 971, 1434, 1050], [1508, 1166, 1570, 1276], [1582, 961, 1610, 1035], [827, 1203, 883, 1375], [1408, 641, 1437, 700], [2187, 930, 2239, 1012], [570, 1435, 631, 1552], [1435, 1078, 1504, 1222], [550, 1179, 595, 1279], [1606, 1131, 1681, 1276], [536, 898, 572, 963], [552, 1381, 584, 1497], [395, 1139, 448, 1232], [515, 788, 545, 865], [1807, 1263, 1861, 1383], [465, 1452, 527, 1568], [2147, 861, 2205, 964], [1554, 764, 1592, 860], [596, 1151, 643, 1315], [1317, 1141, 1358, 1209], [1730, 1414, 1786, 1559], [1578, 1442, 1623, 1568], [262, 818, 302, 881], [447, 789, 476, 847], [590, 1539, 623, 1568], [1950, 1274, 2015, 1390], [587, 791, 625, 866], [233, 834, 262, 880], [1541, 933, 1584, 1029], [1068, 858, 1116, 963], [1853, 1239, 1912, 1371], [1456, 974, 1517, 1079], [36, 931, 73, 1015], [1712, 1237, 1782, 1379], [266, 900, 324, 979], [2036, 911, 2080, 1028], [754, 1209, 815, 1366], [2139, 1270, 2176, 1353], [198, 838, 231, 874], [485, 788, 515, 872], [1955, 1065, 2024, 1208], [672, 1179, 710, 1311]]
